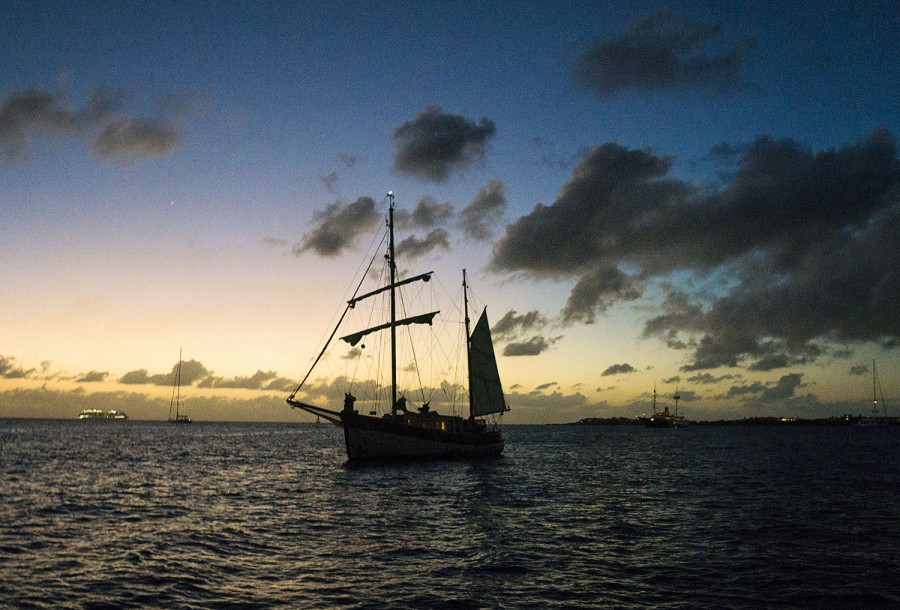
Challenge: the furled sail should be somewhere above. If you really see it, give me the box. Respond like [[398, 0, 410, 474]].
[[348, 272, 433, 308], [469, 310, 507, 417], [340, 311, 440, 347]]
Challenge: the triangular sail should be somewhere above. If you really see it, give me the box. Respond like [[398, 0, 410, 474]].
[[469, 310, 507, 417]]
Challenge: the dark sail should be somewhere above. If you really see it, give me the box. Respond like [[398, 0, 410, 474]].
[[340, 311, 439, 347], [469, 310, 507, 417]]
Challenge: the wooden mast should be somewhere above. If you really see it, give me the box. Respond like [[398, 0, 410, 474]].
[[463, 269, 472, 420], [388, 192, 398, 415]]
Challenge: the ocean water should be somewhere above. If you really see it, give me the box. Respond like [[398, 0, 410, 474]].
[[1, 420, 899, 609]]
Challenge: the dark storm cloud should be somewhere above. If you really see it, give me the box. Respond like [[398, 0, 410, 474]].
[[491, 128, 900, 372], [491, 310, 547, 341], [561, 266, 643, 324], [601, 363, 635, 376], [724, 373, 806, 403], [849, 364, 869, 376], [461, 180, 507, 240], [392, 106, 496, 182], [293, 197, 380, 257], [573, 10, 750, 96], [394, 196, 454, 229], [0, 85, 185, 162], [759, 373, 805, 402], [396, 229, 450, 259]]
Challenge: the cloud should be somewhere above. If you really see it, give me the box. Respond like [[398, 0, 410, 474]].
[[392, 106, 496, 181], [320, 170, 338, 191], [118, 359, 209, 386], [491, 310, 547, 341], [561, 266, 644, 324], [491, 129, 900, 372], [503, 336, 552, 357], [0, 355, 34, 378], [0, 85, 186, 162], [849, 364, 869, 376], [395, 196, 454, 229], [0, 87, 117, 160], [535, 381, 558, 391], [758, 373, 805, 402], [573, 10, 750, 96], [396, 229, 450, 259], [92, 117, 180, 160], [601, 363, 636, 376], [293, 196, 380, 257], [461, 179, 507, 240], [199, 369, 279, 390], [76, 371, 108, 383]]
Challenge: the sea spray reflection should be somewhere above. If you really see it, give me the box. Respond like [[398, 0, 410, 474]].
[[1, 420, 899, 607]]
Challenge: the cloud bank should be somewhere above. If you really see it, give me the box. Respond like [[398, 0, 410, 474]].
[[491, 128, 900, 371]]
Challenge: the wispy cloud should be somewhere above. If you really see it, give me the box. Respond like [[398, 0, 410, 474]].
[[0, 84, 190, 163], [574, 10, 751, 96]]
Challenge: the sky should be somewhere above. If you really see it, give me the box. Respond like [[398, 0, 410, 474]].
[[2, 0, 899, 423]]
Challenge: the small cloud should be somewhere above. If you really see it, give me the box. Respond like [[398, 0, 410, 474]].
[[396, 229, 450, 259], [492, 309, 548, 341], [601, 363, 636, 376], [76, 371, 108, 383], [293, 196, 380, 257], [395, 196, 454, 230], [461, 179, 507, 240], [0, 355, 34, 379], [503, 336, 552, 357], [849, 364, 869, 376], [392, 106, 496, 182]]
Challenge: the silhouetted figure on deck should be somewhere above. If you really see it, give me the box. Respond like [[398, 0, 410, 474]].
[[343, 392, 357, 414], [396, 396, 410, 413]]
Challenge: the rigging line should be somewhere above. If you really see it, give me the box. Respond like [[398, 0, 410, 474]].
[[288, 245, 383, 401]]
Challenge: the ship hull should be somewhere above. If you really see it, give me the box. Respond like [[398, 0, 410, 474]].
[[640, 416, 684, 428], [341, 412, 503, 461]]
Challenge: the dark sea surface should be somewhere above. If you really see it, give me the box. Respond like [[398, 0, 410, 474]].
[[1, 420, 899, 609]]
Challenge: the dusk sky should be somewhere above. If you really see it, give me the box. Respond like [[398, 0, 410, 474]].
[[2, 1, 899, 423]]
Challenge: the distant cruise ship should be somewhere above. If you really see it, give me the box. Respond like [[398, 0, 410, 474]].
[[78, 409, 128, 420]]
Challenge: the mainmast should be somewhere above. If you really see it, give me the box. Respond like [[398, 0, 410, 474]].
[[388, 192, 398, 415], [463, 269, 472, 420]]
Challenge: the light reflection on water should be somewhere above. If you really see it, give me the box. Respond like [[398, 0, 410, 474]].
[[1, 420, 899, 608]]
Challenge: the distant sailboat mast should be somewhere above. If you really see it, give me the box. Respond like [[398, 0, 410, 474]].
[[169, 347, 182, 420], [873, 358, 878, 416]]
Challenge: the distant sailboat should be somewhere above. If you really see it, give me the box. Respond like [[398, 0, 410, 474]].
[[287, 193, 508, 461], [857, 359, 893, 427], [168, 347, 192, 424]]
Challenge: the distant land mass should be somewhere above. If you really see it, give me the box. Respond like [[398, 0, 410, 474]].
[[571, 416, 899, 426]]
